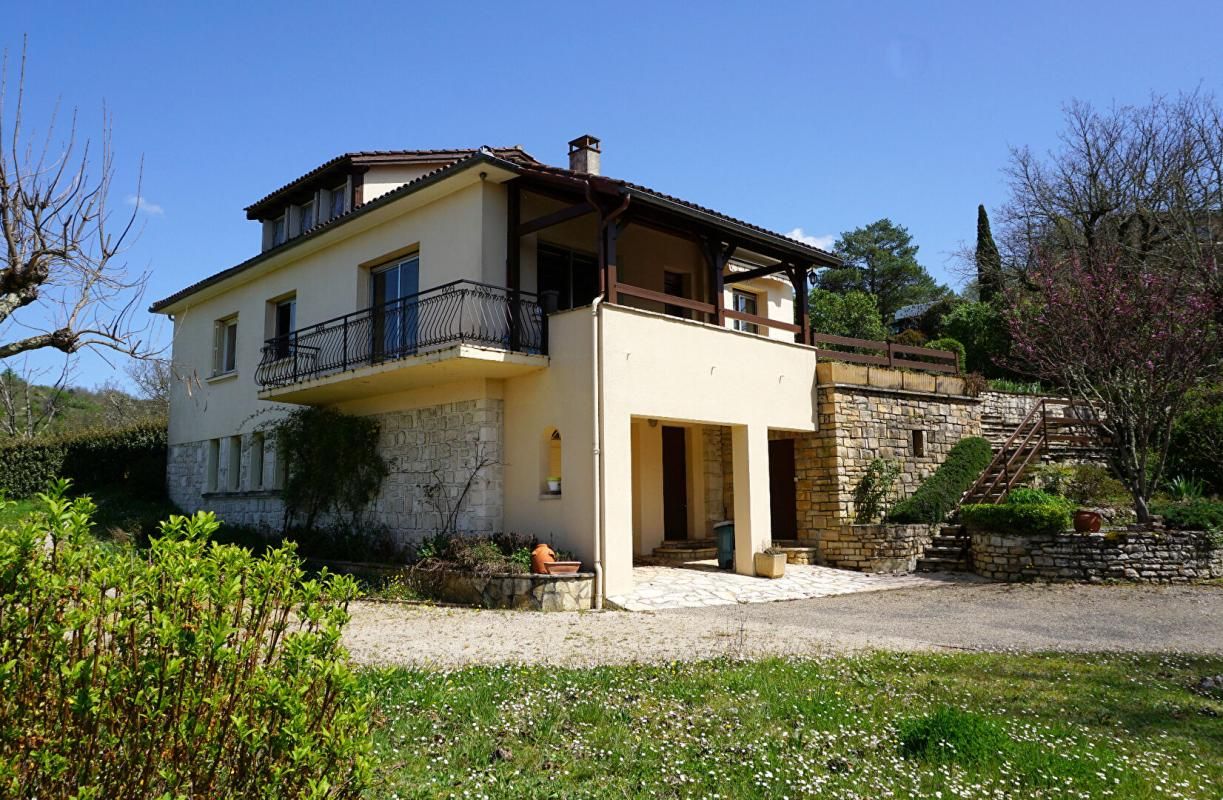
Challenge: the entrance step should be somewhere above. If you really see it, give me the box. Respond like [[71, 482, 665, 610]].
[[916, 525, 971, 572], [651, 539, 716, 563]]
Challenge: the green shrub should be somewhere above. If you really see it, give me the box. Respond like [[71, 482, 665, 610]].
[[1065, 464, 1129, 505], [1152, 499, 1223, 531], [852, 458, 901, 523], [960, 488, 1073, 535], [0, 420, 166, 499], [1167, 387, 1223, 494], [272, 407, 388, 531], [0, 482, 371, 797], [888, 437, 993, 524], [898, 706, 1009, 765], [926, 336, 966, 373]]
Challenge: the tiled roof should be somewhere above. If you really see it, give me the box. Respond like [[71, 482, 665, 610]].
[[244, 147, 540, 218], [152, 148, 839, 312]]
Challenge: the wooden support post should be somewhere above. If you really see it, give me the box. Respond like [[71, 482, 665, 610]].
[[703, 238, 729, 327], [506, 181, 521, 351], [790, 265, 810, 344], [606, 219, 620, 304]]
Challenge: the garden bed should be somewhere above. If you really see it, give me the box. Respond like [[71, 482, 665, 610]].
[[971, 529, 1223, 583], [820, 523, 936, 573], [413, 568, 594, 611]]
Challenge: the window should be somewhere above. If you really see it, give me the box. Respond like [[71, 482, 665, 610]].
[[271, 296, 296, 359], [663, 271, 688, 318], [206, 438, 221, 492], [371, 256, 420, 357], [226, 435, 242, 492], [732, 289, 759, 334], [299, 200, 315, 234], [541, 428, 562, 495], [213, 316, 238, 376], [912, 430, 926, 458], [250, 432, 265, 489], [329, 184, 346, 220], [271, 214, 287, 247], [537, 244, 598, 312]]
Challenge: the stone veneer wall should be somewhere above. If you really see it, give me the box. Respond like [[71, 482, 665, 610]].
[[794, 381, 982, 538], [819, 523, 937, 573], [972, 530, 1223, 583], [166, 397, 504, 548], [702, 425, 730, 531], [418, 570, 594, 611]]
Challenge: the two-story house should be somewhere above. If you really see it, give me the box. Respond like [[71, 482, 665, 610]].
[[153, 135, 976, 606]]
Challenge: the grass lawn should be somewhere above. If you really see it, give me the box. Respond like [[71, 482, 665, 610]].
[[0, 488, 179, 544], [363, 651, 1223, 799]]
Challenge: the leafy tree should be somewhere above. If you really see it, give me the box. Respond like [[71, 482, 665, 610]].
[[975, 205, 1004, 302], [818, 219, 947, 321], [1005, 247, 1221, 522], [1166, 386, 1223, 494], [939, 301, 1010, 377], [808, 288, 888, 341]]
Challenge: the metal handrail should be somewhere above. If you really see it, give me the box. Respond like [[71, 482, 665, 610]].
[[255, 280, 545, 389]]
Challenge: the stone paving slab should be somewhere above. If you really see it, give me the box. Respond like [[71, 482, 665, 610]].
[[607, 560, 960, 611]]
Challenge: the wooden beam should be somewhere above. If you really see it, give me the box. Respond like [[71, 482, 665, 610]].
[[722, 262, 792, 285], [702, 238, 733, 327], [723, 308, 802, 333], [789, 265, 810, 345], [613, 282, 716, 315], [519, 201, 595, 236], [606, 220, 621, 304]]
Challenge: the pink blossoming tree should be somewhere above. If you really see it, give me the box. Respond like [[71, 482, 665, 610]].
[[1005, 248, 1221, 522]]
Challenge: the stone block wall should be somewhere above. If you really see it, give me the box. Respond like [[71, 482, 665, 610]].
[[166, 397, 505, 548], [794, 383, 982, 537], [818, 523, 937, 573], [972, 530, 1223, 583]]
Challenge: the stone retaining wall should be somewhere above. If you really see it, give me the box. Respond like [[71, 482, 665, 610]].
[[818, 523, 937, 573], [419, 569, 594, 611], [971, 530, 1223, 583]]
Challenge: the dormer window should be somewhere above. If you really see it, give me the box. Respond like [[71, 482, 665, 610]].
[[271, 214, 287, 247], [299, 200, 315, 234], [329, 184, 346, 220]]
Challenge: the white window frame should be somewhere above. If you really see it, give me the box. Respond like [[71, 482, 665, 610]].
[[329, 184, 347, 220], [213, 316, 239, 376], [271, 214, 287, 247], [226, 435, 242, 492], [732, 289, 760, 334], [206, 438, 221, 492], [299, 199, 315, 234]]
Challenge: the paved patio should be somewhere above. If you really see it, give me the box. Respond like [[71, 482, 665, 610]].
[[606, 560, 963, 611]]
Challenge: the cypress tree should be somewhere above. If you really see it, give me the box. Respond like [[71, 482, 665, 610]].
[[975, 204, 1003, 302]]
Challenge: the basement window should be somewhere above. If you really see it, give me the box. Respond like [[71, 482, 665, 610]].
[[912, 430, 926, 458]]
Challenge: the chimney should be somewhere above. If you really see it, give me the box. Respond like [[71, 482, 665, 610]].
[[567, 134, 601, 175]]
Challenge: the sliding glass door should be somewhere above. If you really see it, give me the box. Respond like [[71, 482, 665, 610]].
[[371, 255, 419, 358]]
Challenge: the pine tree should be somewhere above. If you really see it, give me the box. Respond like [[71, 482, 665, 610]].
[[975, 205, 1003, 302]]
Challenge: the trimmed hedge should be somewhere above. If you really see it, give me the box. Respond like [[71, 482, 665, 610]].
[[0, 421, 167, 499], [887, 436, 993, 524], [960, 488, 1073, 536]]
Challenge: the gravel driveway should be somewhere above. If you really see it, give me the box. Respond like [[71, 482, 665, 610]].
[[343, 582, 1223, 668]]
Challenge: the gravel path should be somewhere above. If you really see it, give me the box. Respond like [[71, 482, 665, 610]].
[[343, 582, 1223, 668]]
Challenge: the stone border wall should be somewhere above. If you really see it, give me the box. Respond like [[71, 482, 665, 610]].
[[418, 569, 594, 611], [818, 523, 937, 573], [972, 530, 1223, 583]]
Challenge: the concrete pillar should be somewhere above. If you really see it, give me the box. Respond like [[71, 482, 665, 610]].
[[632, 420, 665, 556], [601, 412, 636, 596], [731, 423, 772, 575]]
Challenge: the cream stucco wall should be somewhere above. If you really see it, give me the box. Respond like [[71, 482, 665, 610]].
[[167, 180, 497, 446]]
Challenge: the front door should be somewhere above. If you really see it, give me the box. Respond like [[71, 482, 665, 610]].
[[768, 438, 797, 539], [662, 426, 688, 540]]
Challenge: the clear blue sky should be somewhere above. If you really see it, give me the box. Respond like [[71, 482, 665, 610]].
[[6, 0, 1222, 388]]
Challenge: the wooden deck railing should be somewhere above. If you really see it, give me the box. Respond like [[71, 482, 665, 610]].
[[608, 279, 959, 375]]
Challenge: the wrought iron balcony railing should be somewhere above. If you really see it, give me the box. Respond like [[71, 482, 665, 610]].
[[255, 280, 546, 389]]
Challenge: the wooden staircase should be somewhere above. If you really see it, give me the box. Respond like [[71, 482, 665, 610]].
[[962, 398, 1107, 505]]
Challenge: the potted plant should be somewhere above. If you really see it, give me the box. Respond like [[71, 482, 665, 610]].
[[754, 547, 786, 579], [1073, 508, 1102, 533], [546, 476, 562, 494], [545, 548, 582, 575], [530, 543, 556, 574]]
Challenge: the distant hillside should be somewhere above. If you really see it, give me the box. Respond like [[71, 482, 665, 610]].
[[1, 369, 165, 440]]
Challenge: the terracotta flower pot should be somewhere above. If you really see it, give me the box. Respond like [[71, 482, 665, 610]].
[[531, 543, 556, 574], [1073, 510, 1102, 533], [545, 560, 581, 575]]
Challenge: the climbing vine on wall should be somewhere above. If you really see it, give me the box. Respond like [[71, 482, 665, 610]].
[[271, 407, 388, 531]]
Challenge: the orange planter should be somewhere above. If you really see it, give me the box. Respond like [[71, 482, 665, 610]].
[[545, 561, 581, 575], [531, 543, 557, 574]]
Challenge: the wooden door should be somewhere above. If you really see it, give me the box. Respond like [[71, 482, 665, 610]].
[[768, 438, 797, 539], [662, 426, 688, 540]]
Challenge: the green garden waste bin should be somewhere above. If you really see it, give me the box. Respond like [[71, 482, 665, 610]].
[[713, 521, 734, 570]]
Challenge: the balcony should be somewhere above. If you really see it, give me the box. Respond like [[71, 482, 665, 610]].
[[255, 280, 547, 403]]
